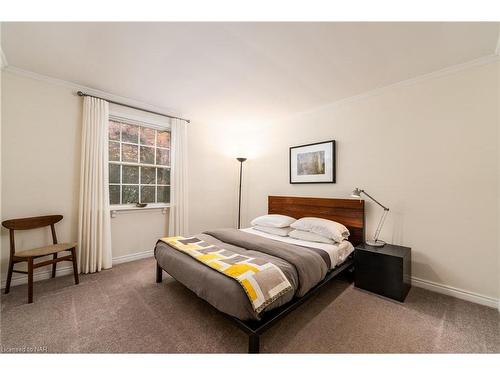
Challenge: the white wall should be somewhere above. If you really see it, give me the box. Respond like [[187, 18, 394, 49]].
[[1, 71, 168, 285], [189, 60, 500, 303]]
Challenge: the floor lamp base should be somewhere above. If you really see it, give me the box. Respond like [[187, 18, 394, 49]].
[[366, 240, 386, 247]]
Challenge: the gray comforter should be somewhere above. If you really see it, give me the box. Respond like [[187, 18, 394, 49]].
[[154, 228, 330, 321]]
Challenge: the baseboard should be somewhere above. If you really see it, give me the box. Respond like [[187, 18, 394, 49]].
[[411, 276, 499, 310], [1, 250, 154, 289], [111, 250, 154, 265]]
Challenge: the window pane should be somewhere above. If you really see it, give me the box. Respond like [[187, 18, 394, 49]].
[[109, 164, 121, 184], [157, 131, 170, 148], [141, 186, 155, 203], [156, 148, 170, 166], [122, 185, 139, 204], [108, 122, 172, 206], [157, 186, 170, 203], [122, 165, 139, 184], [157, 168, 170, 185], [140, 127, 155, 146], [141, 167, 156, 184], [122, 144, 138, 163], [109, 121, 121, 141], [109, 185, 120, 205], [122, 123, 139, 143], [109, 142, 120, 161], [140, 146, 155, 164]]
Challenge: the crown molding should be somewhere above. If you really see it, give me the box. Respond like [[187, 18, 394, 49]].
[[283, 54, 500, 122], [5, 53, 499, 125], [4, 65, 187, 119]]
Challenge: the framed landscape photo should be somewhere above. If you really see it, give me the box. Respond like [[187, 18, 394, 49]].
[[289, 140, 336, 184]]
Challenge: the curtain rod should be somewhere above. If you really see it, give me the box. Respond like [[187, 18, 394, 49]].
[[76, 91, 190, 123]]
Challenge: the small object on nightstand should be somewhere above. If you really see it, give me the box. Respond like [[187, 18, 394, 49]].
[[354, 243, 411, 302], [351, 188, 389, 247]]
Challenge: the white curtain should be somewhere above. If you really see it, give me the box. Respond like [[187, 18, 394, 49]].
[[168, 118, 189, 236], [77, 96, 113, 273]]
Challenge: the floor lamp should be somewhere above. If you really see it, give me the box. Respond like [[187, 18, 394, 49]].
[[236, 157, 247, 229]]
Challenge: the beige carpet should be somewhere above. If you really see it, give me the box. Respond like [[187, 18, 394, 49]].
[[1, 257, 499, 353]]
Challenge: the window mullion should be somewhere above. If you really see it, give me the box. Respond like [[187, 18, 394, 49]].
[[139, 168, 142, 204]]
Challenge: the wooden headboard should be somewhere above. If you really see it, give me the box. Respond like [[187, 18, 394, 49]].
[[268, 196, 365, 246]]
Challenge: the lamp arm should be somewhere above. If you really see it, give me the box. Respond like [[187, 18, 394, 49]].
[[360, 190, 390, 211], [373, 208, 389, 243]]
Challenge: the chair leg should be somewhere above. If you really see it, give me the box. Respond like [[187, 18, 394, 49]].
[[51, 253, 58, 278], [5, 258, 14, 294], [71, 248, 79, 285], [28, 257, 34, 304]]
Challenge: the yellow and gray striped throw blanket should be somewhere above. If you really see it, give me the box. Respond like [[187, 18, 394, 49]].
[[161, 236, 293, 313]]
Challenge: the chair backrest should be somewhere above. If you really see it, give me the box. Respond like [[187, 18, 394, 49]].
[[2, 215, 63, 230], [2, 215, 63, 255]]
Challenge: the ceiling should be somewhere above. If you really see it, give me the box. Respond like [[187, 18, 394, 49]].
[[2, 22, 499, 123]]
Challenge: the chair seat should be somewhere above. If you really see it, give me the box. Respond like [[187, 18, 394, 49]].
[[15, 243, 77, 258]]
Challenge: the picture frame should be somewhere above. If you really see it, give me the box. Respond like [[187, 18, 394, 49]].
[[289, 140, 336, 184]]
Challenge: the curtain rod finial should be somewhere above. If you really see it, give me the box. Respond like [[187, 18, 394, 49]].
[[77, 91, 85, 97]]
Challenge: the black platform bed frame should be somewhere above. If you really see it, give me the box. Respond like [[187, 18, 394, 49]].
[[156, 196, 364, 354], [156, 256, 354, 353]]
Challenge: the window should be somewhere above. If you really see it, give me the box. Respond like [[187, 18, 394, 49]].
[[108, 119, 170, 206]]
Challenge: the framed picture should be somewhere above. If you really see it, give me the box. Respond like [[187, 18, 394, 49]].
[[289, 140, 336, 184]]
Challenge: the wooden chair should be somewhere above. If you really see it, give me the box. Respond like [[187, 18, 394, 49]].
[[2, 215, 79, 303]]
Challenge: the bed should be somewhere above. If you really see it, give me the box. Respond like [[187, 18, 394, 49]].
[[155, 196, 365, 353]]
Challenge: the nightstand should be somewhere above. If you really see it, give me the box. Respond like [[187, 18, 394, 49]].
[[354, 243, 411, 302]]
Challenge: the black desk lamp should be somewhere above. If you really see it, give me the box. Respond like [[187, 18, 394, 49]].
[[236, 157, 247, 229], [351, 188, 389, 247]]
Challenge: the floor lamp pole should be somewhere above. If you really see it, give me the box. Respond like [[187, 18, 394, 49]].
[[236, 157, 247, 229]]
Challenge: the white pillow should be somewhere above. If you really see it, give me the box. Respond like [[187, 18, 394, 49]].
[[250, 214, 296, 228], [288, 229, 334, 244], [253, 225, 293, 237], [291, 217, 350, 243]]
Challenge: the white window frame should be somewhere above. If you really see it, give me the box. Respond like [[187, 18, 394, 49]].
[[108, 114, 171, 213]]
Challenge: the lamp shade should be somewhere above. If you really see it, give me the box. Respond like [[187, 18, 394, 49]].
[[236, 157, 247, 162], [351, 188, 362, 198]]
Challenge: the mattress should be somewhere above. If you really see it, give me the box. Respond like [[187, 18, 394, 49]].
[[154, 228, 354, 321]]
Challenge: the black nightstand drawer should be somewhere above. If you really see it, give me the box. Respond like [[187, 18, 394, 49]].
[[354, 243, 411, 302]]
